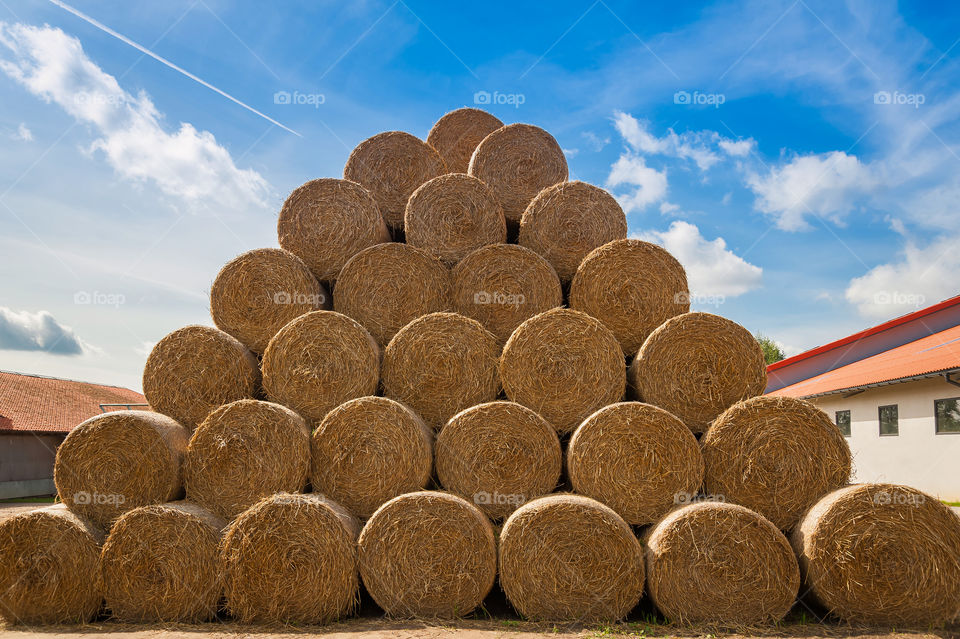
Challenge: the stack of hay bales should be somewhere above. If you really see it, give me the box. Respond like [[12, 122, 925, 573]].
[[4, 107, 960, 630]]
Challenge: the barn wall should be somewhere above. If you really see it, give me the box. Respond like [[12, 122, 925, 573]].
[[0, 432, 65, 498]]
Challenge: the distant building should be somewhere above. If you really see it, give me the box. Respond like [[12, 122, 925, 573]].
[[767, 295, 960, 501], [0, 371, 147, 499]]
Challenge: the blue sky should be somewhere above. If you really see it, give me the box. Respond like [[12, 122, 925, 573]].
[[1, 0, 958, 391]]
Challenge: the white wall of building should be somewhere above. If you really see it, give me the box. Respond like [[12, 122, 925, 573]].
[[811, 376, 960, 502]]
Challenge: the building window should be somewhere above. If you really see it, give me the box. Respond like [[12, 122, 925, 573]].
[[935, 398, 960, 434], [835, 410, 851, 437], [879, 404, 899, 436]]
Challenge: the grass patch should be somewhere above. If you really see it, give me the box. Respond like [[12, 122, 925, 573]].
[[0, 496, 56, 504], [942, 500, 960, 507]]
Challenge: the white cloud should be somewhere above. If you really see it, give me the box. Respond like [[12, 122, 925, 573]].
[[0, 22, 270, 211], [636, 221, 763, 297], [746, 151, 878, 231], [606, 154, 668, 212], [718, 138, 754, 156], [11, 122, 32, 141], [581, 131, 609, 151], [659, 201, 680, 215], [0, 307, 89, 355], [562, 148, 579, 158], [845, 234, 959, 320], [133, 340, 156, 358]]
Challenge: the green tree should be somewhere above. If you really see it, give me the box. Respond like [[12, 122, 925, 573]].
[[756, 333, 785, 365]]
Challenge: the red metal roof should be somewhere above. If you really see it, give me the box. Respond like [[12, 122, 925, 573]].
[[768, 293, 960, 372], [770, 324, 960, 398], [0, 371, 147, 434]]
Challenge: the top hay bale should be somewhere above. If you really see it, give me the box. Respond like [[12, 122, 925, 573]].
[[702, 395, 852, 530], [333, 242, 451, 348], [570, 239, 689, 355], [54, 410, 189, 529], [142, 325, 260, 430], [210, 247, 328, 353], [277, 178, 390, 284], [427, 107, 504, 173], [404, 173, 506, 265], [499, 308, 625, 434], [343, 131, 446, 229], [518, 181, 628, 283], [793, 483, 960, 626], [628, 312, 766, 434], [468, 123, 568, 224], [261, 310, 380, 424], [0, 504, 104, 625]]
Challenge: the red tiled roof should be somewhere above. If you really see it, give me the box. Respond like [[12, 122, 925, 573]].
[[769, 324, 960, 398], [0, 371, 147, 433]]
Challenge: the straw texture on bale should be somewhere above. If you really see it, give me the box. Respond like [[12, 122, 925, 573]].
[[142, 325, 260, 430], [343, 131, 446, 228], [567, 402, 703, 526], [468, 123, 568, 223], [277, 178, 390, 283], [184, 399, 310, 520], [261, 310, 379, 424], [0, 505, 104, 625], [792, 483, 960, 626], [358, 491, 496, 618], [570, 239, 689, 355], [221, 493, 360, 624], [54, 410, 189, 529], [210, 247, 328, 353], [451, 243, 563, 344], [427, 107, 504, 173], [100, 501, 225, 622], [702, 395, 852, 531], [499, 494, 645, 622], [333, 242, 451, 347], [310, 396, 433, 519], [381, 312, 500, 429], [499, 308, 626, 434], [518, 181, 628, 283], [645, 502, 799, 625], [629, 312, 767, 434], [435, 401, 561, 520], [404, 173, 506, 265]]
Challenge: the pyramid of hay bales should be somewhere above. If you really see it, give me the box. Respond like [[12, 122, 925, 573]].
[[3, 107, 960, 629]]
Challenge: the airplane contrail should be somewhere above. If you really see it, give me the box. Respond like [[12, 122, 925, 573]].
[[47, 0, 302, 137]]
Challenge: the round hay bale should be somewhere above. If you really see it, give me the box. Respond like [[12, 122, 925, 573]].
[[404, 173, 506, 265], [567, 402, 703, 526], [143, 325, 260, 430], [451, 243, 563, 344], [468, 123, 568, 224], [645, 501, 799, 624], [343, 131, 446, 229], [210, 247, 328, 353], [311, 396, 433, 519], [702, 395, 852, 531], [499, 494, 645, 621], [54, 410, 189, 529], [100, 501, 225, 622], [628, 312, 766, 434], [184, 399, 311, 520], [435, 401, 561, 520], [427, 107, 504, 174], [499, 308, 625, 434], [358, 491, 496, 617], [0, 505, 104, 625], [792, 483, 960, 625], [222, 493, 360, 624], [261, 310, 379, 424], [277, 178, 390, 283], [569, 239, 689, 355], [381, 312, 500, 429], [518, 181, 628, 282], [333, 242, 451, 347]]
